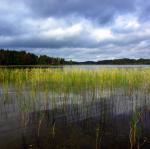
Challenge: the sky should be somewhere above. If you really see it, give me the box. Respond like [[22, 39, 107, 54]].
[[0, 0, 150, 61]]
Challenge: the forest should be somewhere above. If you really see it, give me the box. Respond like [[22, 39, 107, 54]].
[[1, 49, 150, 65], [0, 49, 65, 65]]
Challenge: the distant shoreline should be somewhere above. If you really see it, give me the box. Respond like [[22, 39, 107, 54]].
[[1, 49, 150, 65], [1, 64, 150, 69]]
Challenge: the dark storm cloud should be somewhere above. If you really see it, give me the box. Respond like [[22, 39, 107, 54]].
[[0, 19, 22, 36], [25, 0, 136, 24]]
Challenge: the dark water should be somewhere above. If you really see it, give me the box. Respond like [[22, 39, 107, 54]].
[[1, 64, 150, 69], [1, 90, 150, 149]]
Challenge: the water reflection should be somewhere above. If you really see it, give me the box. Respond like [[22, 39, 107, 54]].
[[1, 89, 150, 148], [1, 64, 150, 70]]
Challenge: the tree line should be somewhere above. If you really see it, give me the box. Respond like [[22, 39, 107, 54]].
[[96, 58, 150, 65], [0, 49, 65, 65], [1, 49, 150, 65], [70, 58, 150, 65]]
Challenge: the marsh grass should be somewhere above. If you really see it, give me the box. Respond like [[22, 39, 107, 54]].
[[0, 68, 150, 147], [0, 68, 150, 122], [0, 68, 150, 116], [0, 68, 149, 98], [0, 68, 149, 92], [129, 112, 142, 149]]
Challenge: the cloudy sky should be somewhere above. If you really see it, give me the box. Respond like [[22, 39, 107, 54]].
[[0, 0, 150, 61]]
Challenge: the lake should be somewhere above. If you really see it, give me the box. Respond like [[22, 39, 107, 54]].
[[1, 64, 150, 69], [0, 66, 150, 149]]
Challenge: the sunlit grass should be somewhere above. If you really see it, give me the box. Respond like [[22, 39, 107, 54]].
[[0, 68, 150, 93]]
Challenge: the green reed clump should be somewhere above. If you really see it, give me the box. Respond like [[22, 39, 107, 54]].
[[0, 67, 149, 121], [0, 67, 149, 141], [0, 68, 150, 95]]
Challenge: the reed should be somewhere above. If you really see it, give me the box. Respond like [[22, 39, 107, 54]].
[[0, 67, 149, 113], [96, 125, 103, 149], [0, 68, 150, 122], [37, 112, 45, 137], [0, 67, 149, 147], [129, 112, 142, 149], [0, 68, 149, 93]]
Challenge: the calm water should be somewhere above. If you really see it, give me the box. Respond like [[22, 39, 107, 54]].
[[1, 91, 150, 148], [1, 66, 150, 149], [65, 64, 150, 69], [1, 64, 150, 69]]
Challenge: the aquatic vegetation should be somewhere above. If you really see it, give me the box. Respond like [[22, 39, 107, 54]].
[[37, 112, 45, 137], [96, 125, 103, 149], [1, 67, 150, 148], [129, 112, 142, 149], [0, 68, 150, 123], [0, 68, 149, 119], [51, 120, 56, 138], [0, 68, 150, 94], [0, 68, 150, 120]]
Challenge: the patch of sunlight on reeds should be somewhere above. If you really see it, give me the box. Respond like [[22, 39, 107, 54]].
[[0, 68, 150, 94]]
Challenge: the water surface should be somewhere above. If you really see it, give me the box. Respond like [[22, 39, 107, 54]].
[[0, 66, 150, 149]]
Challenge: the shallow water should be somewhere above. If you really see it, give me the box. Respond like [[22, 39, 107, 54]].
[[64, 64, 150, 69], [1, 67, 150, 148], [1, 64, 150, 69], [1, 89, 150, 149]]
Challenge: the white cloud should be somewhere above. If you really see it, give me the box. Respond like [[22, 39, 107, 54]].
[[114, 15, 140, 29], [91, 28, 114, 42], [41, 23, 83, 40]]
